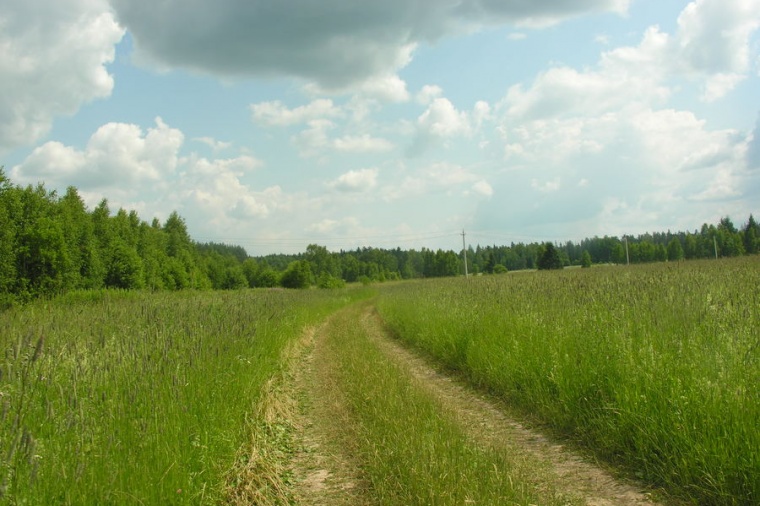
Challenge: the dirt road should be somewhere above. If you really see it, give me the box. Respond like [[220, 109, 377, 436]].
[[284, 304, 661, 505]]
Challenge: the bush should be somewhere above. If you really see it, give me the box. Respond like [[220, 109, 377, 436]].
[[317, 273, 346, 289], [280, 261, 312, 289]]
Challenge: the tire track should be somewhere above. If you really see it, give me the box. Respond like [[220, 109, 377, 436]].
[[359, 306, 661, 506]]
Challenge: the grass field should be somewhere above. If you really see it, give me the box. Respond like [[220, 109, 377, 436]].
[[313, 302, 574, 506], [376, 258, 759, 505], [2, 257, 757, 505], [0, 287, 370, 504]]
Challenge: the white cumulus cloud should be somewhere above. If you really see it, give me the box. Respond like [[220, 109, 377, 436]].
[[333, 135, 394, 153], [328, 168, 379, 193], [0, 0, 124, 152], [251, 99, 342, 127], [12, 117, 183, 190]]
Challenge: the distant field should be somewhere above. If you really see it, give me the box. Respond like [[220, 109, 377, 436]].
[[0, 288, 369, 504], [376, 258, 759, 505]]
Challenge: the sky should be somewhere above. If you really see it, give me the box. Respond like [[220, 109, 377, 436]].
[[2, 0, 760, 255]]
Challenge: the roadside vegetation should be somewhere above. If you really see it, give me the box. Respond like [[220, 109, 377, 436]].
[[0, 287, 370, 504], [313, 303, 574, 506], [376, 257, 759, 505]]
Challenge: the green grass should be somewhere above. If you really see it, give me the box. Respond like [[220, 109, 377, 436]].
[[318, 302, 571, 506], [376, 258, 760, 506], [0, 287, 371, 504]]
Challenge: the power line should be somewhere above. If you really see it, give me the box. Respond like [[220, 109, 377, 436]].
[[193, 230, 462, 249]]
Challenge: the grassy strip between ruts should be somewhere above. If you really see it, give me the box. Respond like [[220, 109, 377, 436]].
[[0, 286, 372, 505], [316, 301, 573, 506], [375, 257, 760, 506]]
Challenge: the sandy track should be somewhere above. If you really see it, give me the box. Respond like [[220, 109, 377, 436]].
[[286, 304, 662, 506]]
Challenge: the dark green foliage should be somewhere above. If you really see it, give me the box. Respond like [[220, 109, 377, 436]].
[[0, 171, 219, 303], [256, 268, 280, 288], [105, 240, 144, 289], [484, 251, 496, 274], [317, 272, 346, 289], [280, 260, 312, 289], [744, 215, 759, 254], [537, 243, 562, 270], [581, 250, 592, 268], [667, 238, 684, 261]]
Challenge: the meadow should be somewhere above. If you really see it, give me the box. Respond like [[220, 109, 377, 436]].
[[376, 258, 759, 505], [1, 257, 758, 505], [0, 287, 370, 504], [313, 302, 574, 506]]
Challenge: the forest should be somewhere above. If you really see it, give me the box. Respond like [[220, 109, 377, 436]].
[[1, 167, 759, 305]]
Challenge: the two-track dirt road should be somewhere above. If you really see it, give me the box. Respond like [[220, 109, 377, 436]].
[[278, 303, 661, 505]]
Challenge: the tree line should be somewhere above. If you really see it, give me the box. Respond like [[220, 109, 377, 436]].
[[1, 168, 758, 305]]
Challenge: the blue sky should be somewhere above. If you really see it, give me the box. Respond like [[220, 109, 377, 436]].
[[3, 0, 759, 254]]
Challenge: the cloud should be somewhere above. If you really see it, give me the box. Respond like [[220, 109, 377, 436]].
[[417, 97, 471, 137], [531, 177, 561, 193], [251, 99, 342, 126], [478, 1, 760, 239], [333, 135, 394, 153], [478, 102, 753, 240], [748, 114, 760, 170], [416, 85, 444, 105], [194, 137, 232, 152], [503, 0, 760, 123], [408, 97, 474, 156], [308, 219, 339, 234], [382, 162, 486, 200], [675, 0, 760, 76], [0, 0, 124, 152], [495, 0, 760, 181], [291, 119, 335, 158], [302, 71, 411, 103], [472, 180, 494, 197], [184, 156, 271, 223], [12, 117, 183, 190], [328, 168, 379, 193], [10, 117, 281, 231], [109, 0, 628, 89]]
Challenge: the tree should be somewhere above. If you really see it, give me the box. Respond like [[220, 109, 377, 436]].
[[484, 251, 496, 274], [280, 260, 312, 289], [15, 185, 70, 297], [581, 250, 592, 268], [60, 186, 102, 289], [537, 243, 562, 270], [611, 242, 626, 264], [684, 233, 698, 259], [0, 168, 18, 301], [743, 215, 759, 254], [305, 244, 339, 278], [255, 268, 280, 288], [105, 239, 144, 289], [340, 254, 361, 282], [667, 238, 684, 261]]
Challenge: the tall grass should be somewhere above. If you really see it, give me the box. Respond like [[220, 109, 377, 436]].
[[318, 303, 571, 506], [376, 258, 760, 506], [0, 287, 369, 504]]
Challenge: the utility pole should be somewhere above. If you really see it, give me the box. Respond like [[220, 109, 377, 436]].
[[714, 236, 718, 259], [624, 236, 630, 265], [461, 230, 468, 278]]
